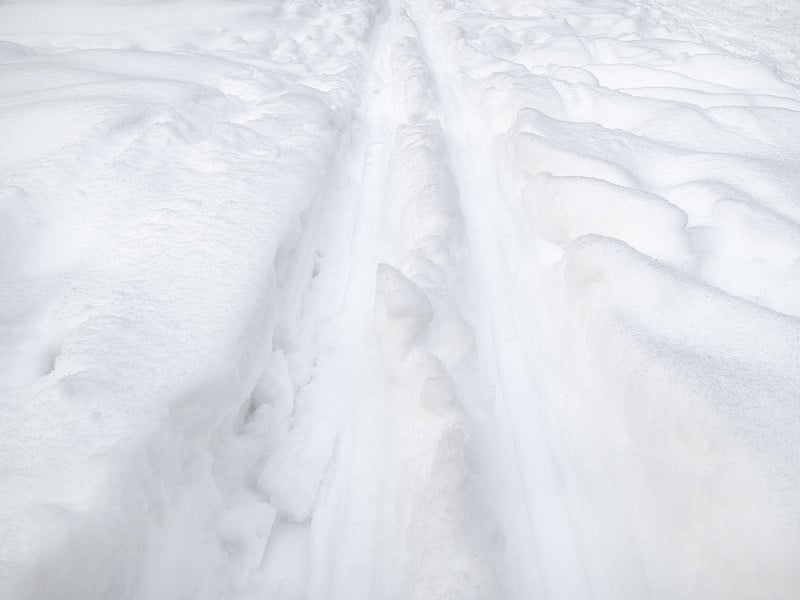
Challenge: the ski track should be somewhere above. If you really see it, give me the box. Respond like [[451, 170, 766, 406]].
[[1, 0, 799, 598]]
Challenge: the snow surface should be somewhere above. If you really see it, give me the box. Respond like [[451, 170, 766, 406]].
[[0, 0, 799, 598]]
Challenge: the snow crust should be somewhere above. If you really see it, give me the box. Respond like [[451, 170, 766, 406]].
[[1, 0, 799, 598]]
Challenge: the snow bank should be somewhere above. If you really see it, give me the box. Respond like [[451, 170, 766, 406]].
[[415, 0, 800, 596], [0, 0, 377, 597]]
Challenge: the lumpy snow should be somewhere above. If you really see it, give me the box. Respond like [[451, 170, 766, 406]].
[[0, 0, 798, 598]]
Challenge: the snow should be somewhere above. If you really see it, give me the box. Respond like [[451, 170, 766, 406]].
[[1, 0, 799, 598]]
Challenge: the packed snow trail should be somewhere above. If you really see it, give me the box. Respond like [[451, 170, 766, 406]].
[[1, 0, 800, 599]]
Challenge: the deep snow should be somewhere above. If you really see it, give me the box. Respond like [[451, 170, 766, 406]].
[[1, 0, 799, 598]]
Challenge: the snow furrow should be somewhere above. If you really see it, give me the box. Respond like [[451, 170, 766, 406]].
[[310, 5, 499, 598]]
